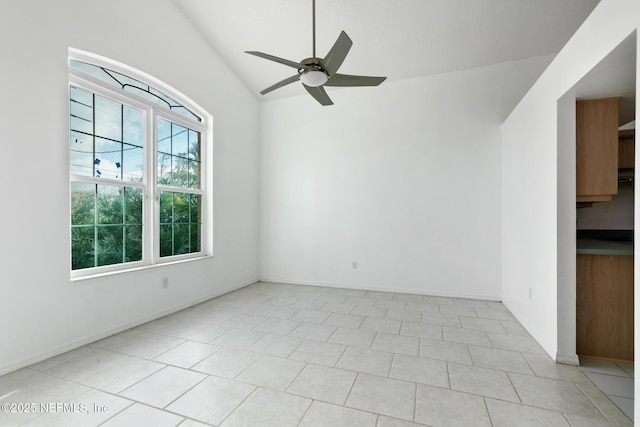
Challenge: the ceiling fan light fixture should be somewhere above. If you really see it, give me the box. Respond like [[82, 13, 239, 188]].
[[300, 70, 328, 87]]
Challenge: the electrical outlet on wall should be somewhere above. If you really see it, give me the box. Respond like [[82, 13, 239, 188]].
[[352, 261, 358, 269], [162, 277, 169, 289]]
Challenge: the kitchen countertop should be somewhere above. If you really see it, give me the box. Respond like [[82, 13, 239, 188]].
[[577, 238, 634, 256]]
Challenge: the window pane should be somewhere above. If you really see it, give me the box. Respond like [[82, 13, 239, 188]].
[[124, 187, 143, 224], [95, 137, 122, 180], [159, 191, 201, 257], [123, 106, 143, 146], [70, 87, 93, 134], [157, 119, 201, 190], [97, 225, 124, 266], [95, 96, 122, 141], [173, 193, 189, 223], [70, 131, 94, 177], [122, 144, 143, 182], [160, 224, 172, 257], [71, 182, 95, 225], [72, 226, 95, 270], [125, 225, 142, 262], [97, 185, 123, 225]]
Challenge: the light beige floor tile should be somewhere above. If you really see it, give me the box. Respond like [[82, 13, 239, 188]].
[[259, 305, 299, 319], [468, 345, 533, 375], [328, 327, 376, 348], [439, 304, 478, 317], [405, 302, 440, 313], [422, 295, 454, 305], [247, 333, 304, 357], [211, 328, 265, 349], [29, 348, 128, 381], [372, 333, 419, 356], [443, 326, 491, 347], [346, 373, 416, 421], [609, 396, 634, 421], [351, 304, 388, 318], [415, 384, 491, 427], [510, 373, 602, 419], [80, 357, 164, 393], [393, 293, 424, 303], [377, 416, 429, 427], [289, 322, 337, 341], [179, 418, 217, 427], [390, 354, 449, 387], [22, 389, 133, 427], [580, 358, 632, 377], [454, 298, 490, 308], [220, 388, 311, 427], [299, 401, 377, 427], [323, 312, 365, 329], [474, 307, 515, 321], [153, 341, 220, 368], [191, 347, 260, 378], [319, 302, 356, 314], [336, 346, 393, 376], [360, 317, 402, 335], [290, 309, 331, 323], [524, 353, 591, 383], [236, 355, 305, 390], [176, 323, 230, 343], [486, 398, 570, 427], [460, 316, 506, 333], [136, 317, 201, 337], [92, 330, 186, 359], [289, 340, 346, 366], [499, 321, 530, 336], [254, 317, 301, 335], [0, 370, 90, 426], [385, 309, 422, 322], [374, 299, 407, 310], [419, 338, 472, 364], [448, 363, 519, 402], [421, 312, 461, 327], [583, 372, 634, 399], [166, 376, 255, 425], [577, 380, 633, 425], [221, 314, 267, 329], [119, 366, 205, 408], [400, 321, 442, 340], [287, 364, 356, 405], [486, 332, 546, 354], [100, 403, 184, 427]]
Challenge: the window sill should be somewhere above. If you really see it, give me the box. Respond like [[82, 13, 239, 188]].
[[70, 255, 213, 282]]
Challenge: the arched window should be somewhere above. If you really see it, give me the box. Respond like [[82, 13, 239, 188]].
[[69, 50, 210, 277]]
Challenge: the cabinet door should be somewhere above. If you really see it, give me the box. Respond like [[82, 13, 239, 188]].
[[576, 254, 634, 361], [576, 98, 619, 202]]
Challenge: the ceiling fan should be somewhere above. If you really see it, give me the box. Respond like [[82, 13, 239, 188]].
[[245, 0, 387, 106]]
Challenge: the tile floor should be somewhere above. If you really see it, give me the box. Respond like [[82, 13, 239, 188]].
[[0, 282, 633, 426], [579, 358, 634, 421]]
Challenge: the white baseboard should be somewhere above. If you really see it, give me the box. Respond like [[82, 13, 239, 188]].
[[258, 277, 501, 301], [556, 352, 580, 366]]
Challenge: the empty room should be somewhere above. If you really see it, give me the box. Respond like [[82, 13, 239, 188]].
[[0, 0, 638, 425]]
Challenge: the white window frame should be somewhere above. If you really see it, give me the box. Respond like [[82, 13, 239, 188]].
[[69, 49, 211, 280]]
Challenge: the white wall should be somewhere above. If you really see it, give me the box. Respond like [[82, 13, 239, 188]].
[[260, 56, 551, 299], [502, 0, 639, 362], [0, 0, 260, 375]]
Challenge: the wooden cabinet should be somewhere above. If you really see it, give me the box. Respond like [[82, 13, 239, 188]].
[[618, 130, 635, 169], [576, 254, 634, 361], [576, 98, 620, 202]]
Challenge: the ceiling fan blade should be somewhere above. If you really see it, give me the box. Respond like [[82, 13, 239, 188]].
[[260, 75, 300, 95], [325, 73, 387, 87], [321, 31, 353, 76], [245, 51, 310, 70], [303, 84, 333, 106]]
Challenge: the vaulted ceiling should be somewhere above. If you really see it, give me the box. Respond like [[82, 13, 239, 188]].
[[173, 0, 601, 101]]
